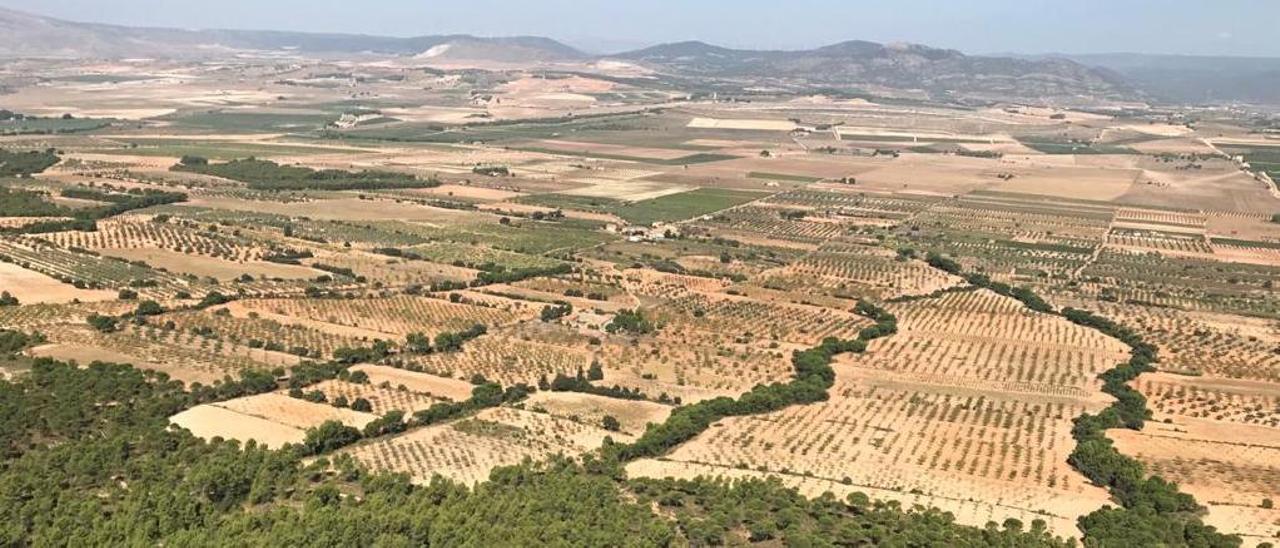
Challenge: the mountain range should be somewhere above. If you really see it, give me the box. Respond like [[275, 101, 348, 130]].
[[1, 6, 1272, 105]]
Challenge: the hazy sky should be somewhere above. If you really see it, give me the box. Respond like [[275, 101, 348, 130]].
[[4, 0, 1276, 56]]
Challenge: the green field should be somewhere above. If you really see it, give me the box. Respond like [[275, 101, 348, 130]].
[[164, 111, 337, 133], [387, 219, 617, 255], [405, 241, 566, 270], [1019, 141, 1138, 155], [334, 112, 656, 144], [612, 188, 764, 224], [747, 171, 823, 183], [518, 187, 763, 225], [516, 193, 624, 212], [96, 139, 368, 160], [513, 147, 737, 166], [0, 117, 114, 135]]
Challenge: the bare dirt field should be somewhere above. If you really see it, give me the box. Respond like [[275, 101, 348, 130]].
[[349, 364, 477, 401], [402, 184, 526, 202], [995, 165, 1139, 201], [1110, 418, 1280, 541], [0, 261, 115, 304], [99, 248, 320, 281], [170, 404, 306, 449], [524, 391, 672, 435]]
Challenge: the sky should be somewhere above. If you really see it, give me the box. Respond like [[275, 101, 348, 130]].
[[2, 0, 1276, 57]]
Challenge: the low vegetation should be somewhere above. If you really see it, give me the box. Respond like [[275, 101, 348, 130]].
[[172, 157, 439, 191]]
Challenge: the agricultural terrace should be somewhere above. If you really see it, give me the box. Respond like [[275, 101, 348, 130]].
[[343, 406, 626, 486], [519, 187, 765, 225], [1108, 418, 1280, 542], [35, 323, 297, 384], [232, 294, 534, 338], [1071, 301, 1280, 382], [629, 288, 1130, 538], [760, 242, 963, 300], [172, 392, 379, 448]]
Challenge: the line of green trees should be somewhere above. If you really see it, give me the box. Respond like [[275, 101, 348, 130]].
[[173, 157, 439, 191], [926, 252, 1052, 313], [604, 300, 897, 462], [373, 246, 574, 286], [1061, 307, 1239, 547], [921, 251, 1240, 546], [0, 352, 1071, 545], [0, 185, 186, 234]]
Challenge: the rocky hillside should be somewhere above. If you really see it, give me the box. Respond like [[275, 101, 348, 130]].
[[615, 40, 1134, 101], [0, 7, 585, 61]]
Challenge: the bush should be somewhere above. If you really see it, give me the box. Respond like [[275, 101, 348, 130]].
[[606, 309, 654, 335], [300, 420, 361, 455], [601, 415, 621, 432], [86, 313, 119, 333]]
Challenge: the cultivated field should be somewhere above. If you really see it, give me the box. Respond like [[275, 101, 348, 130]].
[[4, 62, 1280, 544]]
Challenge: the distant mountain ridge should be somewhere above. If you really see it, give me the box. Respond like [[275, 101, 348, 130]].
[[0, 7, 1135, 103], [1024, 52, 1280, 105], [612, 40, 1133, 102], [0, 7, 587, 61]]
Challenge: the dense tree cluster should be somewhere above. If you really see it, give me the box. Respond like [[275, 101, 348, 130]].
[[173, 157, 439, 191], [331, 340, 393, 364], [474, 263, 573, 285], [547, 370, 648, 400], [0, 340, 1087, 545], [927, 252, 1052, 313], [539, 302, 572, 322], [60, 186, 188, 220], [1059, 307, 1239, 547], [0, 186, 68, 217], [0, 184, 186, 234], [432, 323, 487, 353], [410, 381, 531, 427], [0, 329, 43, 357], [471, 165, 511, 176], [0, 148, 59, 177], [605, 309, 655, 335]]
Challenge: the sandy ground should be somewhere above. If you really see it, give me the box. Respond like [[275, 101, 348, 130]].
[[561, 180, 694, 201], [179, 196, 485, 223], [216, 392, 380, 431], [349, 364, 476, 401], [170, 404, 306, 449], [1110, 417, 1280, 541], [402, 184, 526, 202], [1118, 169, 1280, 214], [496, 75, 616, 95], [688, 117, 799, 131], [30, 342, 151, 368], [1206, 213, 1280, 242], [524, 391, 671, 435], [0, 261, 115, 304], [98, 248, 320, 281]]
